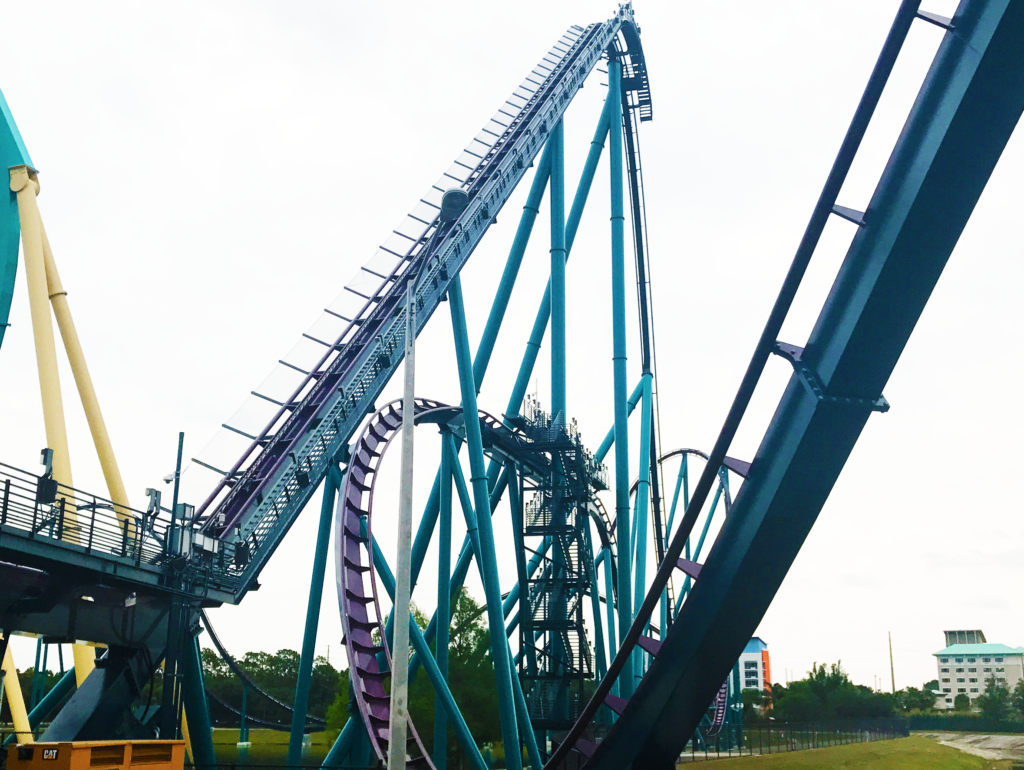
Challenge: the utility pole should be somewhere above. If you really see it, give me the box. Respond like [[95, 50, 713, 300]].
[[388, 271, 417, 770], [889, 632, 896, 693], [388, 189, 466, 770]]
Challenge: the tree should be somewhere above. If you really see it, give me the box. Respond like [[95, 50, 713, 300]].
[[1012, 678, 1024, 719], [327, 589, 502, 768], [770, 662, 895, 722], [976, 675, 1012, 720], [201, 645, 346, 728], [741, 688, 764, 722], [953, 693, 971, 712], [897, 685, 938, 713]]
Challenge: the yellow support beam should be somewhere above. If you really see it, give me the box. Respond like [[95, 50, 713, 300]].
[[39, 220, 130, 524], [10, 167, 72, 494], [181, 709, 193, 762], [10, 166, 95, 687], [2, 639, 33, 744]]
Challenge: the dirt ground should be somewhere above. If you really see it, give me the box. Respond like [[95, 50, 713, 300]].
[[919, 732, 1024, 762]]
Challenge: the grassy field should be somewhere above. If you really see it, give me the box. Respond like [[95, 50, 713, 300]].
[[688, 736, 1013, 769], [210, 728, 338, 766]]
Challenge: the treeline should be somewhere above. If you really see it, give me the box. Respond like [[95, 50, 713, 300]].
[[202, 589, 504, 768], [742, 663, 895, 723], [743, 661, 1024, 723], [201, 648, 343, 728], [0, 667, 68, 723]]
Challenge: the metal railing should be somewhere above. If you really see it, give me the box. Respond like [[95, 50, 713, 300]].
[[0, 461, 241, 595], [679, 718, 910, 762]]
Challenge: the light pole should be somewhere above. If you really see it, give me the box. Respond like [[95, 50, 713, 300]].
[[388, 188, 468, 770]]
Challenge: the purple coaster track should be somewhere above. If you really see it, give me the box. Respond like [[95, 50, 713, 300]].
[[336, 397, 619, 767], [336, 398, 513, 768]]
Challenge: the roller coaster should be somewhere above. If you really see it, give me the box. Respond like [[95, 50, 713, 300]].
[[0, 1, 1022, 768]]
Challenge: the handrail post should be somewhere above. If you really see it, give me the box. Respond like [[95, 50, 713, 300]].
[[1, 478, 9, 528], [56, 497, 65, 541], [87, 496, 96, 553]]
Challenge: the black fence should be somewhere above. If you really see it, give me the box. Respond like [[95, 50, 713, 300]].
[[680, 718, 910, 762], [909, 714, 1024, 734]]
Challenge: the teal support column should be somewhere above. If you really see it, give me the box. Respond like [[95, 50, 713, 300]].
[[632, 375, 654, 619], [30, 639, 43, 708], [451, 460, 540, 768], [666, 453, 688, 534], [434, 430, 453, 770], [549, 119, 567, 417], [239, 686, 249, 743], [288, 465, 341, 765], [449, 277, 522, 770], [608, 57, 634, 697], [321, 704, 358, 768], [600, 549, 618, 698], [3, 668, 75, 747], [0, 86, 32, 354], [660, 588, 669, 642], [371, 538, 490, 770], [507, 646, 543, 770], [506, 94, 611, 422], [473, 145, 552, 388], [674, 481, 725, 615], [449, 435, 483, 563], [180, 632, 216, 767], [585, 527, 608, 682], [595, 378, 645, 463], [400, 146, 552, 611], [406, 469, 520, 685]]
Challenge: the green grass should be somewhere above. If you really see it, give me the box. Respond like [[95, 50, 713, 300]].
[[210, 729, 339, 766], [211, 728, 337, 745], [690, 736, 1013, 769]]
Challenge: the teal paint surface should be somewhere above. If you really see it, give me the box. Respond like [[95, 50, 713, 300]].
[[288, 467, 340, 764], [609, 59, 634, 698], [0, 86, 31, 353]]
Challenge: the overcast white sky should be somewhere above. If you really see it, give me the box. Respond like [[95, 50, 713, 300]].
[[1, 0, 1021, 700]]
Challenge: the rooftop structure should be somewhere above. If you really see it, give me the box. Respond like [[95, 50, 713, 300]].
[[945, 630, 987, 646]]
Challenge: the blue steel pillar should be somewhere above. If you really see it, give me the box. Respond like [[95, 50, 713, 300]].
[[507, 95, 610, 423], [632, 375, 653, 683], [370, 538, 490, 770], [608, 57, 634, 697], [600, 549, 617, 697], [434, 429, 453, 770], [288, 465, 341, 764], [180, 632, 216, 767], [585, 526, 608, 682], [448, 277, 522, 770], [549, 119, 567, 418], [239, 686, 249, 744]]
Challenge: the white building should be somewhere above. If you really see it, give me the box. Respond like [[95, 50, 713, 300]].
[[933, 630, 1024, 709], [739, 637, 771, 692]]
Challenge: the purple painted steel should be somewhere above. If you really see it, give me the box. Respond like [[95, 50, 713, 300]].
[[722, 457, 750, 478], [675, 559, 702, 580], [603, 694, 629, 716], [336, 398, 514, 768], [636, 635, 662, 657], [337, 398, 443, 768], [708, 681, 729, 736]]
